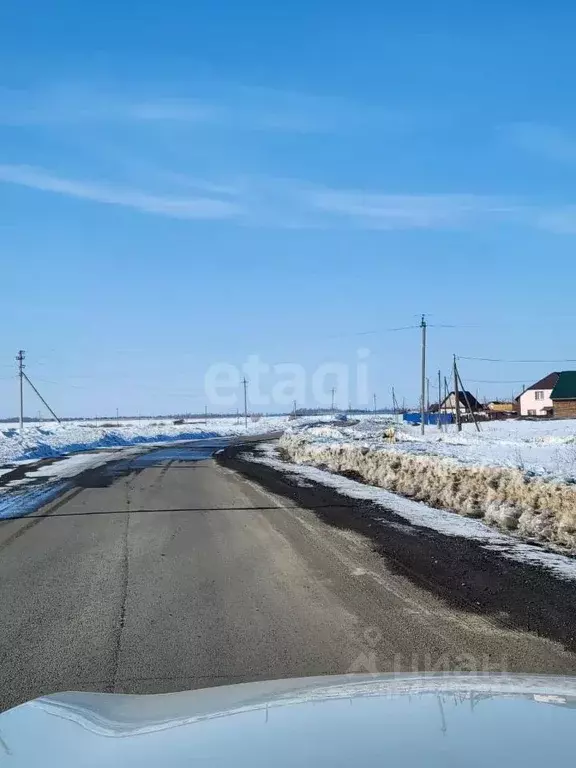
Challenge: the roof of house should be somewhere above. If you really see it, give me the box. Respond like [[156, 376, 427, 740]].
[[441, 391, 483, 410], [516, 372, 560, 400], [551, 371, 576, 400], [525, 372, 560, 393]]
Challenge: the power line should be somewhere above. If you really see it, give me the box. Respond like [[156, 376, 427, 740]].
[[428, 324, 479, 329], [325, 323, 477, 341], [463, 378, 527, 384], [325, 325, 419, 340], [459, 356, 576, 363]]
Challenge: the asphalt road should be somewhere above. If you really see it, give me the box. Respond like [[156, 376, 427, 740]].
[[1, 442, 576, 712]]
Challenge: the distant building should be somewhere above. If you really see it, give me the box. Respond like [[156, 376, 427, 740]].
[[439, 391, 483, 414], [517, 373, 559, 417], [486, 401, 518, 414], [551, 371, 576, 419]]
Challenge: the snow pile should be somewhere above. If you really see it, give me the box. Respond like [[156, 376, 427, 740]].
[[0, 416, 288, 466], [279, 417, 576, 551]]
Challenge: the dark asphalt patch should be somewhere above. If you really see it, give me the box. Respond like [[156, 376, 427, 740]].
[[0, 444, 227, 517], [217, 445, 576, 654], [72, 445, 224, 489], [0, 457, 62, 489]]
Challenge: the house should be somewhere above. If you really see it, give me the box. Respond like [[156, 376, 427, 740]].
[[551, 371, 576, 419], [439, 391, 483, 414], [517, 373, 559, 417]]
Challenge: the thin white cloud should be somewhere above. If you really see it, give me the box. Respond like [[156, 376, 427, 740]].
[[305, 188, 515, 229], [126, 99, 218, 122], [0, 88, 216, 127], [505, 123, 576, 163], [0, 83, 409, 135], [0, 165, 241, 220], [1, 163, 571, 234]]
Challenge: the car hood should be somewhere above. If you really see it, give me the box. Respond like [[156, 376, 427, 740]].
[[1, 674, 576, 766]]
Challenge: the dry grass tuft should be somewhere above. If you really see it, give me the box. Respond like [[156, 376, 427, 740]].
[[280, 435, 576, 551]]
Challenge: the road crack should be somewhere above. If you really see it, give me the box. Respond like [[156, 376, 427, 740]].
[[109, 473, 132, 692]]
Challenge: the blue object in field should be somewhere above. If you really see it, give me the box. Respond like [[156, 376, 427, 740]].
[[403, 412, 453, 425], [335, 414, 348, 422]]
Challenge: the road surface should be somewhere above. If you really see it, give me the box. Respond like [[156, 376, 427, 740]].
[[1, 441, 576, 712]]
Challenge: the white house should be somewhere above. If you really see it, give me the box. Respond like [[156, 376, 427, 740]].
[[517, 372, 559, 416]]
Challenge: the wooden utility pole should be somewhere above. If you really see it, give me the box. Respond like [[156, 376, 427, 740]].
[[241, 377, 248, 429], [373, 393, 377, 415], [438, 369, 442, 430], [453, 354, 461, 432], [420, 315, 427, 435], [457, 367, 481, 432], [16, 350, 25, 433]]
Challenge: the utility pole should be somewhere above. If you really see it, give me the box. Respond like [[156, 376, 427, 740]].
[[457, 366, 481, 433], [438, 369, 442, 430], [293, 399, 297, 417], [373, 393, 377, 415], [17, 350, 25, 432], [241, 377, 248, 429], [331, 387, 336, 412], [116, 407, 119, 421], [205, 404, 208, 420], [453, 354, 461, 432], [420, 315, 427, 435]]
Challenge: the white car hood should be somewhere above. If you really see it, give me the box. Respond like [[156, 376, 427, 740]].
[[1, 674, 575, 766]]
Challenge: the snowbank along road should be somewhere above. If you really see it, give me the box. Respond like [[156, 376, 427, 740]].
[[1, 436, 576, 713]]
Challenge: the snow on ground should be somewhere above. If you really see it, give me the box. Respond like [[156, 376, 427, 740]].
[[278, 416, 576, 552], [248, 443, 576, 581], [287, 415, 576, 482], [0, 416, 289, 467]]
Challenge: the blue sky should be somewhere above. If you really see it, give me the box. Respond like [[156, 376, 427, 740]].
[[2, 0, 576, 416]]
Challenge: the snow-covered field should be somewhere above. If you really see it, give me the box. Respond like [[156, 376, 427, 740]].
[[279, 417, 576, 551], [286, 417, 576, 481], [0, 416, 289, 467]]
